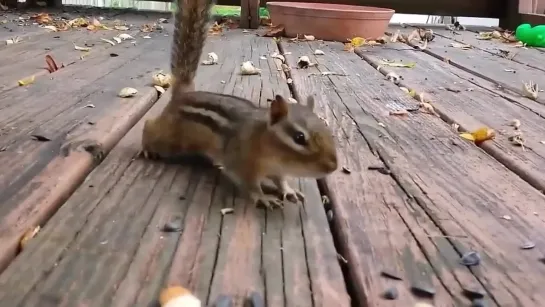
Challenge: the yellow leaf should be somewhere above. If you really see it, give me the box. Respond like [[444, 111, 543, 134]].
[[18, 75, 35, 86], [350, 37, 365, 47], [459, 127, 495, 144], [408, 89, 416, 98], [380, 61, 416, 68], [471, 127, 495, 143], [459, 133, 475, 141]]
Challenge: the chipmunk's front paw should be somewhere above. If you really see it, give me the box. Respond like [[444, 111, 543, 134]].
[[281, 185, 305, 203], [254, 194, 283, 210], [139, 149, 159, 160]]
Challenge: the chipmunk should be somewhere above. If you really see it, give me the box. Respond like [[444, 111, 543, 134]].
[[140, 0, 338, 209]]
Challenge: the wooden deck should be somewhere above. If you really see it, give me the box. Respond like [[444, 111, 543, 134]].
[[1, 8, 545, 307]]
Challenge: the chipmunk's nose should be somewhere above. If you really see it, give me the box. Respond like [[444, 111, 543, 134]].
[[322, 152, 338, 173]]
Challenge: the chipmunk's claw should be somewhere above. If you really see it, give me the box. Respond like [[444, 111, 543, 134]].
[[255, 194, 283, 210], [281, 185, 305, 203]]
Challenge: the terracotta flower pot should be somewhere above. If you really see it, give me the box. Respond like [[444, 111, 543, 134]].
[[267, 2, 395, 41]]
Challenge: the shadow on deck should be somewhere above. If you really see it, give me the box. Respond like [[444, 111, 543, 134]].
[[1, 7, 545, 307]]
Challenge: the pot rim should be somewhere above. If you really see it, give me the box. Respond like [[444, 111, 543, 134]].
[[266, 2, 395, 13]]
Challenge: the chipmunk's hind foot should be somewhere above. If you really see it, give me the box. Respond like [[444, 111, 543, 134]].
[[253, 194, 283, 210]]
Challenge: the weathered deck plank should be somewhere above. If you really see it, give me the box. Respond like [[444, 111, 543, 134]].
[[280, 41, 467, 306], [280, 38, 545, 306], [0, 28, 169, 273], [356, 39, 545, 194], [389, 26, 545, 106], [429, 26, 545, 72], [0, 30, 350, 307], [0, 28, 143, 92]]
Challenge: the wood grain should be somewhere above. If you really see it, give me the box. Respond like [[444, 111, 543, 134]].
[[356, 39, 545, 195], [280, 38, 545, 306]]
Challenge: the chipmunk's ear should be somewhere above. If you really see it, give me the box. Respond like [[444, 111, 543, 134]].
[[269, 94, 289, 125], [306, 95, 315, 112]]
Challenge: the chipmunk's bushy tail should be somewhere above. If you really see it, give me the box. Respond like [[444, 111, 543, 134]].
[[171, 0, 216, 93]]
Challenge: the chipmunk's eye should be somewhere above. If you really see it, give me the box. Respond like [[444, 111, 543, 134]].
[[292, 131, 307, 146]]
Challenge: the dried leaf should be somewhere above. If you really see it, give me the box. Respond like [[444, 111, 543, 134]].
[[304, 35, 315, 41], [240, 61, 261, 75], [407, 29, 420, 42], [118, 87, 138, 98], [152, 72, 172, 88], [20, 226, 40, 249], [208, 22, 223, 35], [18, 75, 35, 86], [113, 37, 122, 44], [45, 54, 61, 73], [263, 24, 284, 37], [380, 60, 416, 68], [389, 30, 401, 43], [314, 49, 325, 55], [343, 43, 355, 52], [43, 25, 58, 31], [201, 52, 219, 65]]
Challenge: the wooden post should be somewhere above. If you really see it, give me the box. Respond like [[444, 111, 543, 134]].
[[240, 0, 260, 29]]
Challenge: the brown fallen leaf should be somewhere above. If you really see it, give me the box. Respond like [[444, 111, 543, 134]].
[[208, 22, 223, 35], [262, 24, 285, 37], [343, 43, 355, 52], [45, 54, 63, 73]]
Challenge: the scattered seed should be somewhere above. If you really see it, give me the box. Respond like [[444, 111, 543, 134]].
[[380, 269, 403, 280], [460, 251, 481, 266], [321, 195, 330, 205], [501, 215, 512, 220], [326, 210, 333, 222], [110, 53, 119, 57], [462, 286, 486, 300], [179, 195, 186, 200], [521, 241, 536, 249], [382, 287, 398, 300], [368, 165, 391, 175], [221, 208, 234, 215], [161, 218, 183, 232], [245, 291, 264, 307], [410, 284, 435, 298], [341, 166, 351, 174], [31, 134, 51, 142], [471, 299, 487, 307]]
